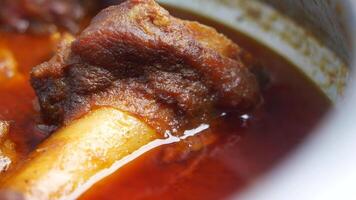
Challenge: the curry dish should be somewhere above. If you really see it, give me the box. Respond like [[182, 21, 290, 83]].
[[0, 0, 330, 199]]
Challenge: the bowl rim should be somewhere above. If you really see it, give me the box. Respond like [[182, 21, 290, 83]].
[[238, 1, 356, 199]]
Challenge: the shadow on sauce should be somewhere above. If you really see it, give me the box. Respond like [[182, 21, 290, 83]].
[[0, 5, 331, 200], [0, 33, 56, 157]]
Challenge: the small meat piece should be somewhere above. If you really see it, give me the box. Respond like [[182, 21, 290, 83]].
[[0, 0, 95, 34], [31, 0, 260, 133]]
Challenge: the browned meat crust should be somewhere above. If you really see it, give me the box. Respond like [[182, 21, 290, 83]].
[[31, 0, 260, 133], [0, 0, 94, 34]]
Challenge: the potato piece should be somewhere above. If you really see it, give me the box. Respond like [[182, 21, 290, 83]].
[[0, 121, 16, 173], [0, 49, 17, 82], [0, 107, 158, 200]]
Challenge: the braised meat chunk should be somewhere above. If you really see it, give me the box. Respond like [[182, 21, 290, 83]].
[[31, 0, 260, 133], [0, 0, 94, 34]]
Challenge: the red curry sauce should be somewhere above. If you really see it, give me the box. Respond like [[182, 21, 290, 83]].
[[0, 7, 331, 200]]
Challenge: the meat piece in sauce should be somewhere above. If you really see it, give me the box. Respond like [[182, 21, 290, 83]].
[[31, 0, 260, 134], [0, 0, 94, 34]]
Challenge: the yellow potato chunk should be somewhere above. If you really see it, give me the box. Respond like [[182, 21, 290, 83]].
[[0, 49, 18, 82], [0, 121, 16, 173]]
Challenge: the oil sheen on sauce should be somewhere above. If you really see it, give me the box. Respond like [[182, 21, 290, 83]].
[[0, 6, 331, 200]]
